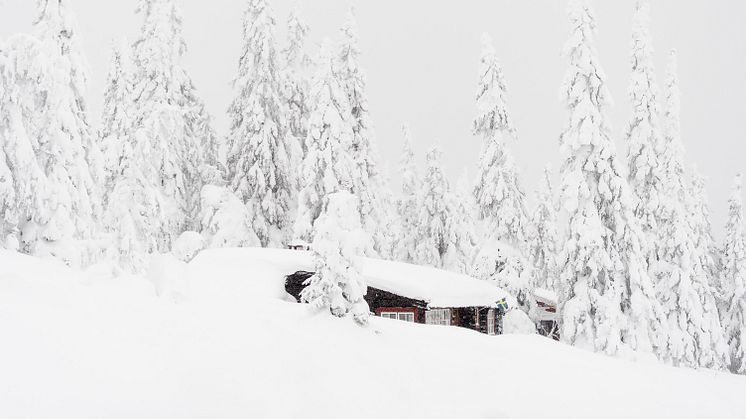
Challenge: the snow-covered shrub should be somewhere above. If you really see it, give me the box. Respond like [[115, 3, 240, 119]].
[[301, 192, 370, 325], [503, 309, 537, 335], [148, 252, 188, 303], [171, 231, 205, 263], [199, 185, 260, 249]]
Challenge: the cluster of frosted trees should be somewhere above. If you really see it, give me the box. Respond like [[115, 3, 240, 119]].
[[1, 0, 744, 373], [414, 0, 744, 374]]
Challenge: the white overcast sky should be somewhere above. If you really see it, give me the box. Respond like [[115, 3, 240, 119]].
[[1, 0, 745, 238]]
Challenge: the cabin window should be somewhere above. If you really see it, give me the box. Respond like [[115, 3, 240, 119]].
[[380, 312, 414, 322], [425, 309, 451, 326], [398, 312, 414, 322]]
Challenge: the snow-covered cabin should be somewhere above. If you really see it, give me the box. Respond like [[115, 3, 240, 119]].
[[532, 288, 559, 340], [286, 258, 515, 336]]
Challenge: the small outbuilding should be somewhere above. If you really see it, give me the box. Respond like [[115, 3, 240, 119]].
[[285, 258, 514, 336], [286, 240, 311, 251], [532, 288, 559, 340]]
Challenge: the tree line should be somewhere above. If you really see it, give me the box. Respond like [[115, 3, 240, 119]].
[[0, 0, 744, 374]]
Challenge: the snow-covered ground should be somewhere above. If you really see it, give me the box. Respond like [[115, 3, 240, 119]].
[[1, 248, 745, 419]]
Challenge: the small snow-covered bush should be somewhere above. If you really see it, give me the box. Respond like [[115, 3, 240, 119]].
[[199, 185, 260, 249], [503, 309, 536, 335], [171, 231, 205, 262]]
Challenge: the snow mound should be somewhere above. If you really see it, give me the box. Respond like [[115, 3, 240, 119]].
[[1, 248, 745, 419]]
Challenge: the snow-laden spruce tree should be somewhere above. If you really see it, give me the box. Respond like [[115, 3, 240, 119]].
[[394, 124, 420, 263], [689, 169, 720, 283], [415, 146, 451, 268], [471, 33, 532, 307], [336, 10, 390, 258], [528, 166, 560, 292], [625, 0, 664, 263], [444, 171, 478, 275], [301, 191, 370, 324], [99, 43, 132, 205], [105, 0, 217, 271], [472, 33, 529, 249], [558, 0, 665, 357], [0, 0, 102, 265], [226, 0, 293, 248], [722, 174, 746, 374], [294, 39, 357, 244], [655, 50, 728, 369], [199, 185, 261, 249], [281, 4, 311, 192]]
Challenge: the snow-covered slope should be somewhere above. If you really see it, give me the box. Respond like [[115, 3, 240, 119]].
[[1, 248, 745, 419]]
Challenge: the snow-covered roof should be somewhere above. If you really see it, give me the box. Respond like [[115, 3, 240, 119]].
[[533, 288, 558, 304], [286, 239, 310, 247], [360, 258, 513, 309], [217, 248, 513, 309]]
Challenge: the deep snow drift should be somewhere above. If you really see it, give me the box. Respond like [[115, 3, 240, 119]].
[[1, 248, 745, 419]]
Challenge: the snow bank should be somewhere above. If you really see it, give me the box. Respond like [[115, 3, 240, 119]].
[[1, 248, 745, 419]]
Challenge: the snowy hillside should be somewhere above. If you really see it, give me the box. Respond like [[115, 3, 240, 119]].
[[1, 248, 745, 419]]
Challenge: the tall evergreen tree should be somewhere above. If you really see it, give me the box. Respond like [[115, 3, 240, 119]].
[[99, 44, 132, 205], [656, 50, 728, 369], [294, 40, 357, 243], [105, 0, 217, 271], [415, 146, 451, 268], [227, 0, 293, 248], [557, 0, 665, 357], [281, 4, 311, 189], [625, 0, 664, 263], [394, 125, 420, 263], [471, 33, 532, 305], [528, 166, 560, 292], [0, 0, 102, 265], [336, 10, 389, 257], [444, 171, 478, 275], [722, 174, 746, 374], [472, 33, 529, 248]]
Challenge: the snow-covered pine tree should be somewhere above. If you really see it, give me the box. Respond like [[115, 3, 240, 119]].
[[105, 0, 217, 271], [444, 171, 478, 275], [689, 169, 720, 284], [99, 43, 132, 205], [472, 32, 529, 249], [336, 10, 390, 258], [0, 36, 42, 250], [0, 0, 102, 264], [301, 191, 370, 324], [281, 4, 311, 189], [226, 0, 293, 248], [625, 0, 664, 264], [528, 165, 560, 292], [394, 125, 420, 263], [294, 39, 357, 244], [722, 174, 746, 374], [558, 0, 665, 357], [655, 49, 729, 369], [471, 32, 532, 307], [415, 146, 451, 268]]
